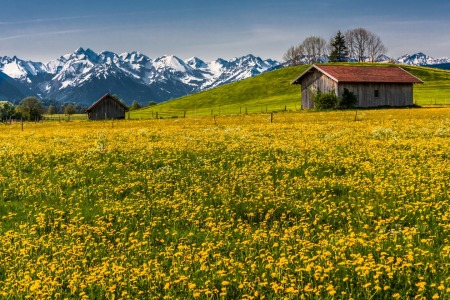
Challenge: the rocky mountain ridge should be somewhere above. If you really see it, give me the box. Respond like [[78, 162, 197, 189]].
[[1, 49, 448, 104], [0, 48, 280, 104]]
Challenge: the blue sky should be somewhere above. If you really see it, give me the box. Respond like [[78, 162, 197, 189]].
[[1, 0, 449, 62]]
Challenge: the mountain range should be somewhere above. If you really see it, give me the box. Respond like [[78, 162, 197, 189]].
[[0, 49, 448, 105], [396, 52, 450, 66], [0, 48, 280, 105]]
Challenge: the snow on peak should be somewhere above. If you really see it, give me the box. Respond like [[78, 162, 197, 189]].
[[0, 55, 46, 80], [186, 57, 208, 69], [154, 55, 187, 72], [396, 52, 450, 65], [0, 48, 282, 103], [120, 51, 151, 64], [75, 47, 85, 53]]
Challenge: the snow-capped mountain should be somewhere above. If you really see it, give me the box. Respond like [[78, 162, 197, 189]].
[[397, 52, 450, 66], [206, 55, 281, 89], [0, 71, 34, 100], [2, 49, 448, 104], [0, 48, 280, 104], [0, 56, 48, 83]]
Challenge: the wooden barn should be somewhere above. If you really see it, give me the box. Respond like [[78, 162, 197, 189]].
[[291, 65, 423, 109], [86, 93, 129, 120]]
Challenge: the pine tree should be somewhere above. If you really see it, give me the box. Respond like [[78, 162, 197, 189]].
[[329, 31, 349, 62]]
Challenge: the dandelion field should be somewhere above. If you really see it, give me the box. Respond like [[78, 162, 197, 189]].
[[1, 108, 450, 299]]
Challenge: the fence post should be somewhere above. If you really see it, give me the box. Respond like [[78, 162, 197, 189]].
[[284, 105, 287, 112], [270, 112, 273, 123], [155, 112, 158, 119]]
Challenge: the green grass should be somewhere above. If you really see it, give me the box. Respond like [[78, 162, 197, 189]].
[[131, 65, 308, 119], [130, 64, 450, 119], [401, 65, 450, 105]]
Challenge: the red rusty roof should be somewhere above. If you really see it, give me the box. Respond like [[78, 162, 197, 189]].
[[291, 65, 423, 84]]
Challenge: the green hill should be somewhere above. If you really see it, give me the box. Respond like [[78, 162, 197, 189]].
[[131, 64, 450, 119], [401, 65, 450, 105]]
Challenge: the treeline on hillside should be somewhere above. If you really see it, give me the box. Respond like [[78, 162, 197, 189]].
[[0, 97, 89, 122], [284, 27, 389, 65], [0, 95, 151, 122]]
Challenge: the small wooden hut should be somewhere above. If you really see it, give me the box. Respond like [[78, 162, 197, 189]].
[[86, 93, 129, 120], [291, 65, 423, 109]]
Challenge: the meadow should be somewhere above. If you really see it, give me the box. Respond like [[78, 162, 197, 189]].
[[1, 108, 450, 299], [130, 64, 450, 119]]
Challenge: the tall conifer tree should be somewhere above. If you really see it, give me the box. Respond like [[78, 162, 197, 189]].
[[329, 31, 349, 62]]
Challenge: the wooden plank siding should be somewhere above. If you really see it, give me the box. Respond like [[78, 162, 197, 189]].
[[338, 83, 414, 107], [301, 71, 337, 109], [292, 65, 422, 109], [87, 95, 128, 120]]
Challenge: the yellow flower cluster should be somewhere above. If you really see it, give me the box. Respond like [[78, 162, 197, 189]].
[[0, 108, 449, 299]]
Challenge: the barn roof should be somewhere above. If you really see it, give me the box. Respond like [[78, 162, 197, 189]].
[[291, 65, 424, 85], [86, 93, 129, 112]]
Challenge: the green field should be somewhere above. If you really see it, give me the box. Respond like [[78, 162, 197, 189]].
[[401, 65, 450, 105], [130, 65, 307, 119], [130, 64, 450, 119]]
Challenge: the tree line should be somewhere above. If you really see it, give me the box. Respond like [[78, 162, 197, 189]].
[[283, 28, 388, 65], [0, 97, 88, 122], [0, 96, 147, 122]]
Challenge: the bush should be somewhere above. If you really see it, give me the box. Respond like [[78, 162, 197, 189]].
[[0, 101, 15, 120], [313, 90, 339, 110], [17, 97, 44, 121], [340, 88, 358, 108]]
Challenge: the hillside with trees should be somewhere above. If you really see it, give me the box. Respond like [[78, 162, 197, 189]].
[[130, 64, 450, 119], [283, 27, 387, 65]]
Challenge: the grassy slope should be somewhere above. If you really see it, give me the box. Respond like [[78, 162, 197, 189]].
[[401, 65, 450, 105], [131, 64, 450, 119], [131, 65, 308, 119]]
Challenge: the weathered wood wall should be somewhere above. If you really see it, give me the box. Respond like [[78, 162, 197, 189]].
[[300, 69, 415, 109], [88, 97, 127, 120], [338, 83, 414, 107], [301, 70, 337, 109]]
